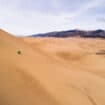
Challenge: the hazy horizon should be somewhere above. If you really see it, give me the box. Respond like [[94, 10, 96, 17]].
[[0, 0, 105, 36]]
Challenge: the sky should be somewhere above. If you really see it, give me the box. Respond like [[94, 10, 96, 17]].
[[0, 0, 105, 36]]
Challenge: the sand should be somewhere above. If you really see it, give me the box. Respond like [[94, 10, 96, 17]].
[[1, 29, 105, 105]]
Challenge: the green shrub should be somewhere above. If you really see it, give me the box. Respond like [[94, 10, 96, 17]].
[[17, 50, 22, 55]]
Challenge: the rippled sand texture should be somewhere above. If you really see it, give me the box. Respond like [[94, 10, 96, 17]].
[[1, 29, 105, 105]]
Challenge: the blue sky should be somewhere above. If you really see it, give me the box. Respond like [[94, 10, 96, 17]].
[[0, 0, 105, 36]]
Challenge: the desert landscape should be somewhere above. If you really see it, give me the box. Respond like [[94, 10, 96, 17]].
[[1, 29, 105, 105]]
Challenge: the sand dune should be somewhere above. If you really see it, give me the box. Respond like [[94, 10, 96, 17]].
[[1, 29, 105, 105]]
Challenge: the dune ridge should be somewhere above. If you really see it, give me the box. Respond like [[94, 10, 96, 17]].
[[1, 29, 105, 105]]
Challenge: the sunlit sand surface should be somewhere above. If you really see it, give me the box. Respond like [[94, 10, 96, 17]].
[[1, 29, 105, 105]]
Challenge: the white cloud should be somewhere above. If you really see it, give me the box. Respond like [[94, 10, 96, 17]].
[[0, 8, 73, 36], [0, 0, 105, 36]]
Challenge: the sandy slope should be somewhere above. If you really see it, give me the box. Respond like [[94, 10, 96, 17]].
[[1, 30, 105, 105]]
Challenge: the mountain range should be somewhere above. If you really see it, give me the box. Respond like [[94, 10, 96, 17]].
[[30, 29, 105, 38]]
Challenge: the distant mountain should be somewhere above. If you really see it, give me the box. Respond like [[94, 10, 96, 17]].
[[30, 29, 105, 38]]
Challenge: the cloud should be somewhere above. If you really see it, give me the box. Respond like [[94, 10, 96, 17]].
[[0, 0, 92, 15], [0, 0, 105, 36], [97, 17, 105, 22], [0, 8, 72, 35]]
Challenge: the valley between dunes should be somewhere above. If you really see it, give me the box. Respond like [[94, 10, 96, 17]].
[[1, 29, 105, 105]]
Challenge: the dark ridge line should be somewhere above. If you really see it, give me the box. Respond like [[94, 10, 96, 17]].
[[29, 29, 105, 38]]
